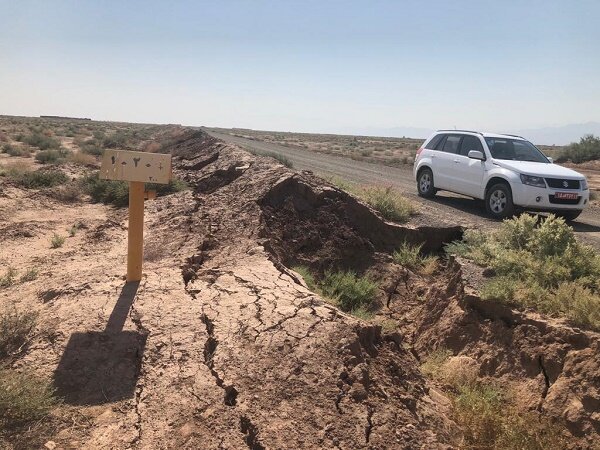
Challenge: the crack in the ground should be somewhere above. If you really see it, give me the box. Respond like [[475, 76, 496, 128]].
[[537, 354, 551, 411], [365, 405, 374, 444], [200, 313, 239, 406], [239, 415, 266, 450]]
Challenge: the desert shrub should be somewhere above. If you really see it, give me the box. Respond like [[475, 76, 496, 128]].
[[556, 134, 600, 163], [321, 270, 378, 312], [19, 268, 38, 283], [362, 186, 415, 223], [421, 351, 567, 449], [447, 214, 600, 330], [79, 141, 104, 156], [0, 309, 37, 358], [0, 268, 17, 289], [35, 148, 71, 164], [420, 347, 453, 378], [101, 130, 128, 148], [393, 242, 438, 272], [81, 173, 129, 206], [1, 144, 30, 157], [81, 172, 188, 207], [50, 234, 66, 249], [0, 370, 56, 429], [261, 151, 294, 168], [8, 168, 69, 189], [148, 178, 189, 196], [49, 182, 83, 203], [291, 265, 317, 291], [23, 132, 60, 150]]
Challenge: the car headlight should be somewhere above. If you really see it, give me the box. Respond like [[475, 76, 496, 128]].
[[581, 178, 588, 190], [520, 174, 546, 188]]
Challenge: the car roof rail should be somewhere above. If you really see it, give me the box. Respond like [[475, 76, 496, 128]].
[[502, 133, 526, 140], [436, 129, 484, 136]]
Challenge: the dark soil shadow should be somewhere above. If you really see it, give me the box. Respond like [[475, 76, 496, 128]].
[[53, 282, 147, 405]]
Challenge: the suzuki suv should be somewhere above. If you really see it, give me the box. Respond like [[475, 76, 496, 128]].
[[414, 130, 590, 221]]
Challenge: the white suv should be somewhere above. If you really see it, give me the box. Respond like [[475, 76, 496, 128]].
[[414, 130, 590, 221]]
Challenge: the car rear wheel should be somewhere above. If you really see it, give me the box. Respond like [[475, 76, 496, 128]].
[[485, 183, 515, 219], [556, 210, 582, 222], [417, 168, 436, 198]]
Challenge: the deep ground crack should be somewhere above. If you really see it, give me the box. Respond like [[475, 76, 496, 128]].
[[200, 313, 239, 406], [240, 416, 266, 450]]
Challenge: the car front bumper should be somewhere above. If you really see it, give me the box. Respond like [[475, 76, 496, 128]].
[[512, 183, 590, 211]]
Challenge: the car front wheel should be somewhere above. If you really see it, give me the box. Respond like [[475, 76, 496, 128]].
[[485, 183, 515, 219], [417, 168, 436, 198]]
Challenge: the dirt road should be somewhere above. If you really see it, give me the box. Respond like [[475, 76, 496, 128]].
[[207, 130, 600, 248]]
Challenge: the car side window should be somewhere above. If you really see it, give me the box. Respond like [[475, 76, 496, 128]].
[[459, 135, 484, 157], [441, 135, 462, 154], [425, 134, 444, 150]]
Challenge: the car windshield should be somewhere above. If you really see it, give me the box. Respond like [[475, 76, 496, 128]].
[[485, 137, 549, 163]]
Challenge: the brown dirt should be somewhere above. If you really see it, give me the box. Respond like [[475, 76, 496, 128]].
[[1, 128, 598, 449]]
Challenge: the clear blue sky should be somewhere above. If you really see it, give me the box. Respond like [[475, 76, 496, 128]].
[[1, 0, 599, 134]]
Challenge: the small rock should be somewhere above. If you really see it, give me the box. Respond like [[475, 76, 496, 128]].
[[44, 441, 57, 450]]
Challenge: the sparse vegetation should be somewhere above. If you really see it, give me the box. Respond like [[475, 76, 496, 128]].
[[393, 242, 438, 272], [0, 370, 57, 429], [0, 268, 17, 289], [82, 172, 189, 207], [362, 186, 415, 223], [249, 149, 294, 168], [23, 132, 60, 150], [50, 233, 66, 249], [35, 148, 72, 164], [1, 144, 30, 157], [446, 214, 600, 330], [421, 349, 567, 449], [0, 308, 37, 358], [556, 134, 600, 163], [19, 268, 38, 283], [6, 167, 70, 189], [321, 270, 378, 313], [291, 265, 317, 291], [291, 266, 378, 315]]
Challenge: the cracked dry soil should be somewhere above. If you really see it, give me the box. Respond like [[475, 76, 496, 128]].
[[1, 128, 598, 449]]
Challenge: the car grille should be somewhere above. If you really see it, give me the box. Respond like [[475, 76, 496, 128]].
[[549, 195, 581, 205], [545, 178, 580, 189]]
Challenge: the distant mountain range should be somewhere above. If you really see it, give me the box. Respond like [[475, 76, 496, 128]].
[[348, 122, 600, 146]]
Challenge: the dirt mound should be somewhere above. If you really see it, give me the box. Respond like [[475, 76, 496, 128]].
[[384, 257, 600, 447]]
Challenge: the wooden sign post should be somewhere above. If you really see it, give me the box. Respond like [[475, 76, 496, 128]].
[[100, 149, 172, 282]]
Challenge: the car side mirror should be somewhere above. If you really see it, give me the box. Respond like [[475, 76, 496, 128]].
[[547, 157, 554, 163], [468, 150, 485, 161]]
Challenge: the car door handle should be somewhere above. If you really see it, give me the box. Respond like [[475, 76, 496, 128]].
[[453, 159, 460, 163]]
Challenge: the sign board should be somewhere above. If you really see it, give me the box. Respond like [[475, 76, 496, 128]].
[[100, 149, 172, 184]]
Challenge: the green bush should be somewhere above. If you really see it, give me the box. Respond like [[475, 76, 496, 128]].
[[447, 214, 600, 330], [291, 265, 317, 291], [393, 242, 438, 272], [0, 370, 56, 429], [250, 149, 294, 168], [0, 309, 37, 358], [362, 186, 415, 223], [9, 169, 69, 189], [321, 270, 378, 312], [23, 132, 60, 150], [556, 134, 600, 164], [35, 148, 72, 164]]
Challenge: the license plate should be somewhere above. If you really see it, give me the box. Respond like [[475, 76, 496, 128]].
[[555, 192, 578, 200]]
